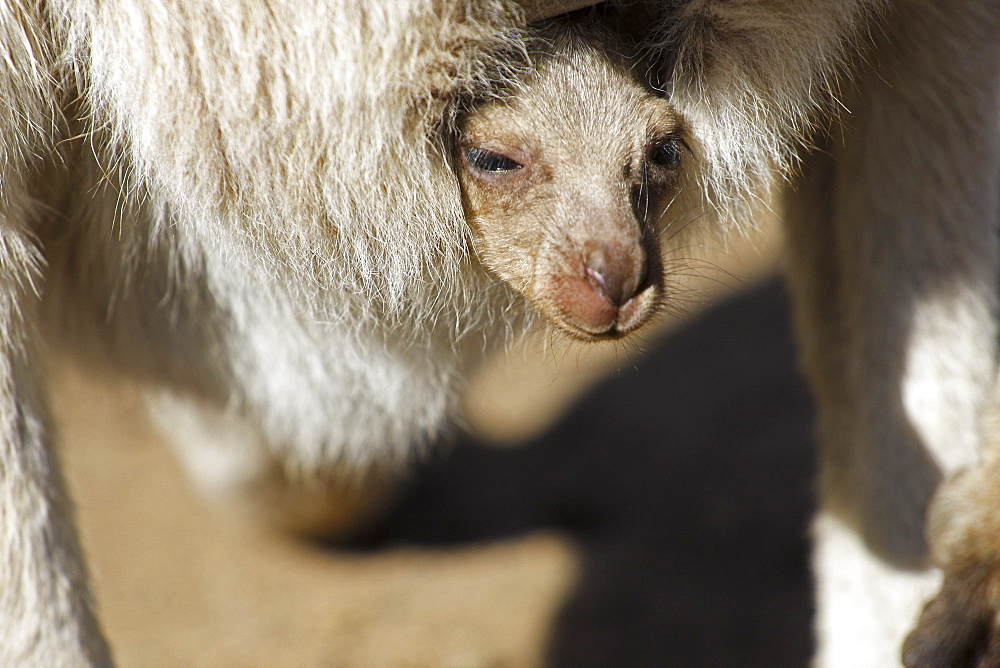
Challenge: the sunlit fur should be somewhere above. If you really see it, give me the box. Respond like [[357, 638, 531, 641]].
[[781, 0, 999, 664], [655, 0, 884, 222], [5, 2, 535, 662], [2, 0, 996, 664]]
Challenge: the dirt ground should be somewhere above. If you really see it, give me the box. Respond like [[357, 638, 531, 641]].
[[54, 223, 818, 666]]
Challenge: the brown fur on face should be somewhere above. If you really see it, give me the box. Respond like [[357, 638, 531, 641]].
[[456, 19, 686, 341]]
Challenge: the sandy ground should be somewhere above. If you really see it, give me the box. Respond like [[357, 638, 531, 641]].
[[53, 222, 818, 666]]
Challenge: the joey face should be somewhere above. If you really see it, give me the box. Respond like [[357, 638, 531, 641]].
[[456, 32, 685, 341]]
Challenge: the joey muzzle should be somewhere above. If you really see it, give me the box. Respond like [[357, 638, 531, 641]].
[[542, 233, 663, 339]]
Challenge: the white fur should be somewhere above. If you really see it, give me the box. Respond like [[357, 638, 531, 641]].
[[783, 0, 1000, 663], [654, 0, 884, 223], [5, 1, 533, 662], [1, 0, 997, 664], [813, 512, 943, 668]]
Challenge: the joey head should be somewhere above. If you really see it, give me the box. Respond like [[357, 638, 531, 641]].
[[456, 20, 686, 340]]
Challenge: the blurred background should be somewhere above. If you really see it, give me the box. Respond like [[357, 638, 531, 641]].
[[54, 215, 819, 665]]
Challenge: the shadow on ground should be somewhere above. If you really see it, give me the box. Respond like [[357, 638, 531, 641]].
[[345, 279, 817, 666]]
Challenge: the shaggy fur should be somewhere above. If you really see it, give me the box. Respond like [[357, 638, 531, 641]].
[[9, 2, 530, 663], [1, 0, 997, 665]]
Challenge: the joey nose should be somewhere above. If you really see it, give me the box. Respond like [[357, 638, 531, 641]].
[[554, 241, 658, 338], [584, 245, 644, 307]]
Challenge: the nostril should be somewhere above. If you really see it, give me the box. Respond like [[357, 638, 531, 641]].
[[585, 266, 611, 301]]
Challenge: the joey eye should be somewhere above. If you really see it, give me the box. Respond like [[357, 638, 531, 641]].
[[464, 147, 522, 173], [649, 139, 683, 170]]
